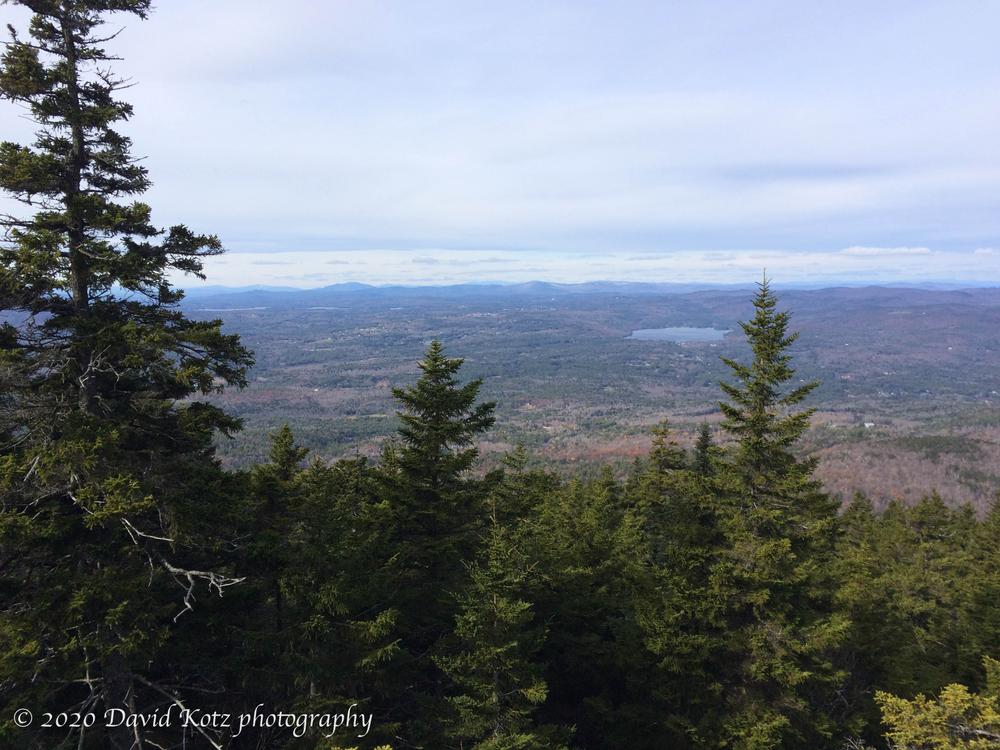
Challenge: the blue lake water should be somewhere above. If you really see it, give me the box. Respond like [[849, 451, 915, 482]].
[[627, 326, 730, 342]]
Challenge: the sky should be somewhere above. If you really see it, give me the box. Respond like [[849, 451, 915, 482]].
[[4, 0, 1000, 287]]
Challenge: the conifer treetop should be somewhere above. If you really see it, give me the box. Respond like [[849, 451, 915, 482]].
[[718, 276, 819, 486], [0, 0, 252, 431], [392, 340, 496, 490], [649, 418, 687, 472]]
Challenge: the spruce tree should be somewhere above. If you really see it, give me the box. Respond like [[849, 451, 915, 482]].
[[488, 444, 562, 528], [710, 278, 846, 749], [391, 340, 497, 496], [260, 452, 404, 747], [719, 277, 820, 502], [692, 422, 716, 477], [435, 499, 559, 750], [530, 474, 661, 749], [965, 496, 1000, 688], [230, 425, 308, 727], [629, 420, 721, 747], [649, 419, 688, 473], [0, 2, 252, 746], [379, 341, 496, 741], [385, 340, 496, 576]]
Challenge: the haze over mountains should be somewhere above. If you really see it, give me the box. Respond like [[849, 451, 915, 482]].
[[181, 278, 1000, 303]]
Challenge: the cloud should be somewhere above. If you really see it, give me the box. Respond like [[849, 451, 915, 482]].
[[276, 271, 334, 281], [170, 247, 1000, 289], [7, 1, 1000, 275], [841, 246, 932, 256], [718, 163, 897, 182]]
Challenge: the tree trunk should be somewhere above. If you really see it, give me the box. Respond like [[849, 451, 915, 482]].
[[59, 7, 95, 411]]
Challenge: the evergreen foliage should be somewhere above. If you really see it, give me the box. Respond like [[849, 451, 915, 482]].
[[228, 425, 309, 738], [0, 2, 251, 747], [435, 498, 557, 750], [876, 656, 1000, 749], [836, 494, 985, 743], [528, 470, 662, 749], [280, 454, 403, 745], [692, 422, 717, 477], [390, 339, 496, 495], [710, 277, 846, 749], [379, 340, 497, 742], [649, 419, 688, 472]]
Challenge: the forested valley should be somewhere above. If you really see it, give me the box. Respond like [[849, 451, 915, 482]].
[[1, 2, 998, 749]]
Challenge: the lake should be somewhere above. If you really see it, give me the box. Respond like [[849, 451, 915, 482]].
[[626, 326, 730, 342]]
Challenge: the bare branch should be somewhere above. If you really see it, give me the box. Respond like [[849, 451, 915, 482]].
[[160, 558, 245, 622], [132, 675, 224, 750]]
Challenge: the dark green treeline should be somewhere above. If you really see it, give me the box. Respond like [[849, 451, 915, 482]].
[[1, 2, 999, 748]]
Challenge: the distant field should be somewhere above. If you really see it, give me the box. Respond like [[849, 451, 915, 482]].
[[184, 283, 1000, 512]]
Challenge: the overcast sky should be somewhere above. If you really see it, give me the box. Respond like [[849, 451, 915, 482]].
[[4, 1, 1000, 286]]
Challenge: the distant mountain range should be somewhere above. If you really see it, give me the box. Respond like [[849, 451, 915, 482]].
[[179, 280, 999, 309]]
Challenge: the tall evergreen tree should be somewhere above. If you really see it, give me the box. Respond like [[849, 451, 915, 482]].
[[628, 419, 722, 748], [719, 277, 819, 502], [250, 424, 309, 629], [274, 453, 404, 747], [385, 340, 496, 599], [0, 2, 252, 746], [435, 498, 560, 750], [391, 340, 496, 496], [963, 495, 1000, 669], [710, 278, 846, 749], [228, 425, 308, 742], [529, 473, 664, 749], [379, 341, 496, 741]]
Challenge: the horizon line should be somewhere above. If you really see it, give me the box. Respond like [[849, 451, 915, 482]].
[[177, 278, 1000, 293]]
